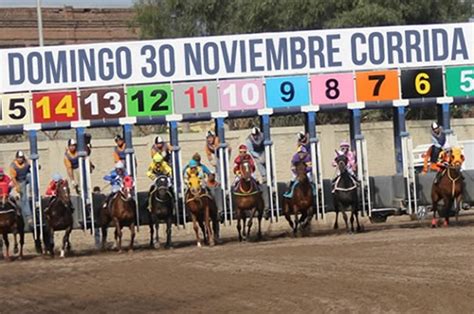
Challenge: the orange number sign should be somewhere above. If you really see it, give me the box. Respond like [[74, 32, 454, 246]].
[[355, 70, 399, 102]]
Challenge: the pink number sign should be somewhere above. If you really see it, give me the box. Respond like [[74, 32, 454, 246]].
[[219, 78, 265, 111], [310, 73, 355, 105]]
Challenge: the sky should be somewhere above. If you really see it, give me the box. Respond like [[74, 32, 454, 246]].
[[0, 0, 134, 8]]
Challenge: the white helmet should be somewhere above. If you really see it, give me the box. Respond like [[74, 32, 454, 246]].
[[115, 161, 125, 169], [297, 131, 305, 140], [431, 121, 439, 130], [155, 136, 164, 144], [251, 127, 260, 135]]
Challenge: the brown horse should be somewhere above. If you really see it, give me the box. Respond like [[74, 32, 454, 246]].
[[148, 175, 174, 249], [185, 175, 219, 247], [100, 176, 136, 252], [233, 159, 264, 241], [431, 149, 464, 227], [44, 179, 74, 258], [332, 153, 361, 233], [283, 161, 314, 235], [0, 199, 24, 261]]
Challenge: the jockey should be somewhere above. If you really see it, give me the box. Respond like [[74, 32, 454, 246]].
[[182, 153, 213, 177], [333, 141, 357, 177], [205, 130, 219, 169], [183, 159, 206, 189], [233, 144, 256, 188], [10, 150, 32, 226], [433, 144, 465, 184], [284, 146, 314, 198], [150, 136, 173, 164], [45, 173, 63, 198], [64, 138, 80, 193], [246, 127, 266, 183], [103, 161, 128, 209], [0, 168, 12, 206], [147, 153, 173, 209], [423, 122, 447, 173], [297, 131, 310, 152], [113, 134, 127, 163]]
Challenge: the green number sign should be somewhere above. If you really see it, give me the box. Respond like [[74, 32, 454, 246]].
[[126, 84, 173, 116], [445, 66, 474, 97]]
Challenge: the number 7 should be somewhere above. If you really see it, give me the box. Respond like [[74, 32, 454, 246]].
[[368, 75, 385, 96]]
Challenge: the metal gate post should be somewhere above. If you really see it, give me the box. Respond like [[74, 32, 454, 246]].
[[121, 119, 140, 229], [26, 125, 43, 245], [393, 104, 407, 175], [437, 97, 454, 144], [167, 114, 186, 227]]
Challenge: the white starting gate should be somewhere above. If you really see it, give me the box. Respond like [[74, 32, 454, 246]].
[[355, 137, 372, 217], [401, 135, 418, 216], [310, 139, 325, 219]]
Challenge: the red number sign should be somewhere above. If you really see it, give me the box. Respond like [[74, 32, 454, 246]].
[[32, 91, 79, 123]]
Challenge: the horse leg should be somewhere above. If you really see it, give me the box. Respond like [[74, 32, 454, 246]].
[[101, 225, 108, 250], [236, 211, 243, 242], [19, 227, 24, 260], [198, 219, 207, 245], [205, 206, 214, 246], [293, 205, 299, 236], [3, 233, 10, 261], [149, 214, 155, 248], [247, 208, 256, 240], [165, 216, 172, 249], [13, 233, 18, 255], [155, 220, 161, 249], [443, 197, 451, 227], [242, 216, 247, 241], [342, 211, 349, 233], [455, 194, 462, 224], [284, 200, 294, 231], [129, 223, 135, 252], [113, 219, 122, 253], [354, 209, 362, 232], [333, 206, 339, 230], [192, 214, 202, 248], [60, 226, 72, 258], [257, 203, 263, 240], [49, 227, 55, 257], [350, 212, 355, 233], [432, 194, 439, 228]]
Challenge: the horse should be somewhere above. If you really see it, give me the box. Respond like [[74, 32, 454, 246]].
[[233, 159, 264, 242], [100, 176, 136, 252], [431, 148, 464, 227], [185, 175, 219, 247], [0, 199, 24, 261], [332, 153, 361, 233], [44, 179, 74, 258], [283, 161, 314, 235], [148, 175, 174, 249]]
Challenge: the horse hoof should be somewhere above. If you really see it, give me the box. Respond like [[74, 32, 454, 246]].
[[443, 221, 449, 227], [128, 249, 134, 254], [118, 250, 123, 254], [164, 244, 172, 250], [197, 242, 202, 248], [13, 247, 19, 254], [60, 250, 65, 258]]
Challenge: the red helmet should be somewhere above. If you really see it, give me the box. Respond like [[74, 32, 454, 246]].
[[239, 144, 248, 152]]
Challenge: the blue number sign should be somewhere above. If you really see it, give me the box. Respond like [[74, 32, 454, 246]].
[[265, 75, 309, 108]]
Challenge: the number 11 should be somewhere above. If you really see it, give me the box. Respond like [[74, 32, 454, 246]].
[[184, 86, 208, 109]]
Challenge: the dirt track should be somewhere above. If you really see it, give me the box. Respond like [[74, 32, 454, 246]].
[[1, 214, 474, 313]]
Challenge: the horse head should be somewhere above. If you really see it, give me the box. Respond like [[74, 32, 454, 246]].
[[450, 147, 463, 169], [240, 159, 252, 181], [188, 175, 202, 196], [155, 175, 170, 198], [334, 151, 348, 173], [295, 161, 308, 181], [57, 179, 71, 205], [120, 175, 134, 201]]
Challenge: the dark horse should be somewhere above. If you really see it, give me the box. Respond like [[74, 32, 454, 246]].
[[332, 153, 361, 233], [148, 175, 174, 249], [44, 179, 74, 258], [431, 150, 463, 227], [0, 198, 24, 261], [283, 161, 314, 235], [100, 176, 136, 252], [233, 159, 264, 241], [185, 175, 219, 247]]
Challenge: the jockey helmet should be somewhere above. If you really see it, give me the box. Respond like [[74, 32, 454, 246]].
[[15, 150, 25, 159], [155, 136, 164, 144], [192, 152, 201, 162], [67, 138, 77, 146], [297, 131, 306, 141], [239, 144, 248, 152], [297, 146, 308, 153], [443, 143, 452, 152], [115, 161, 125, 169], [153, 153, 164, 163], [206, 130, 215, 138], [251, 127, 260, 135], [114, 134, 123, 142], [431, 121, 439, 130], [340, 141, 350, 148], [52, 173, 63, 182], [189, 159, 198, 168]]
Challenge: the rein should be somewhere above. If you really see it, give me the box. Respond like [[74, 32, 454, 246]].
[[446, 167, 461, 197], [333, 174, 357, 192]]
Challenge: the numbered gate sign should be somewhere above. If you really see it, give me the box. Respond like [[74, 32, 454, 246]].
[[0, 93, 32, 126], [126, 84, 173, 117], [310, 73, 355, 105], [80, 88, 127, 120], [265, 75, 309, 108], [445, 66, 474, 97], [173, 81, 219, 114], [401, 68, 443, 99], [355, 70, 399, 102], [32, 91, 79, 123], [219, 78, 265, 111]]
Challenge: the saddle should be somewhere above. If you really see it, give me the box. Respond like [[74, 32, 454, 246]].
[[233, 178, 260, 196], [283, 180, 316, 199]]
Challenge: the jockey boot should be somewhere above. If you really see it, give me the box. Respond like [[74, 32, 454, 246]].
[[434, 171, 443, 185]]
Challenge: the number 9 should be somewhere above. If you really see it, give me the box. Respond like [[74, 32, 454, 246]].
[[280, 81, 295, 102]]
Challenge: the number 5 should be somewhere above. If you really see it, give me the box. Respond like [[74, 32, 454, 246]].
[[460, 70, 474, 92]]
